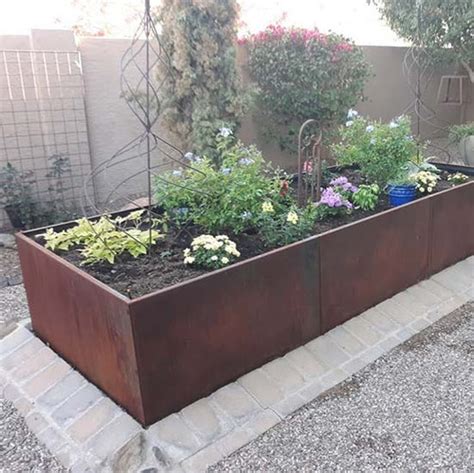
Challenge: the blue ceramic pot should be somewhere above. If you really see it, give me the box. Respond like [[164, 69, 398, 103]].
[[387, 184, 416, 207]]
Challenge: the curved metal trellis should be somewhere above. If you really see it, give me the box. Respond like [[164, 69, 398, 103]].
[[297, 119, 322, 206], [80, 0, 207, 253], [399, 0, 457, 163]]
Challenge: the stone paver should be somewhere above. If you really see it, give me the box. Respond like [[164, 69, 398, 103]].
[[211, 383, 260, 422], [0, 257, 471, 472]]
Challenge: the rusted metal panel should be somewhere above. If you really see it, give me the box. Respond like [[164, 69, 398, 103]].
[[16, 234, 145, 423], [318, 198, 431, 333], [129, 238, 320, 425], [429, 182, 474, 274]]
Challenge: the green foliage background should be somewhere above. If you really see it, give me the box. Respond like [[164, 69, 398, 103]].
[[156, 0, 248, 158]]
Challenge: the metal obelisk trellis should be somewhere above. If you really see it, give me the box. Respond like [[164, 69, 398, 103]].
[[81, 0, 205, 253], [399, 0, 452, 162]]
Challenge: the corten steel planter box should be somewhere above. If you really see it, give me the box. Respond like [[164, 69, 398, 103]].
[[17, 182, 474, 425]]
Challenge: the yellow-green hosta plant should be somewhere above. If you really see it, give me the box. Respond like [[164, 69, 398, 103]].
[[411, 171, 439, 194], [40, 210, 165, 265], [183, 234, 240, 270]]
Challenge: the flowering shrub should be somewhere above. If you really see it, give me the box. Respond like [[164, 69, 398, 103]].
[[258, 204, 317, 247], [183, 235, 240, 269], [242, 25, 370, 150], [154, 131, 283, 234], [333, 113, 418, 186], [447, 172, 469, 185], [353, 184, 380, 211], [329, 176, 358, 198], [412, 171, 439, 194], [315, 186, 353, 219]]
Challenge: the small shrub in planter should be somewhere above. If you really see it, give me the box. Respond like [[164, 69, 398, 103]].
[[154, 129, 286, 234], [333, 113, 418, 187], [352, 184, 380, 211]]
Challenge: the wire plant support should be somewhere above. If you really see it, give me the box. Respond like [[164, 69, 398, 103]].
[[297, 119, 322, 206], [81, 0, 205, 255]]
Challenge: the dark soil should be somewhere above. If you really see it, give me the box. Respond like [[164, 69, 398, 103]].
[[33, 170, 471, 299]]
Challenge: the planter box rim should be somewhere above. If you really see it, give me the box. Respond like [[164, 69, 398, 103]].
[[17, 181, 474, 303]]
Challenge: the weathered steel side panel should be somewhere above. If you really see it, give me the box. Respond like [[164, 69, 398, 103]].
[[130, 238, 321, 425], [429, 182, 474, 274], [318, 198, 431, 333], [16, 235, 145, 423]]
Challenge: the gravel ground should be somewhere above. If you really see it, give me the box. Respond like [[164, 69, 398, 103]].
[[211, 301, 473, 472], [0, 398, 66, 472], [0, 248, 21, 281], [0, 285, 29, 331]]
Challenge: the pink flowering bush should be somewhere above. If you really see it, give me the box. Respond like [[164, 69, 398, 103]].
[[241, 25, 370, 150]]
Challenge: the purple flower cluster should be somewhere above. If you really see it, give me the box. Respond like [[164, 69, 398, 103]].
[[318, 187, 352, 209], [329, 176, 358, 193]]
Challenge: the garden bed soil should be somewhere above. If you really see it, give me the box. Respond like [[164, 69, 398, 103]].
[[45, 170, 461, 298]]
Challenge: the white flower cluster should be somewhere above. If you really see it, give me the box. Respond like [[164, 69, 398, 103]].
[[447, 172, 468, 185], [412, 171, 439, 194], [183, 234, 240, 268]]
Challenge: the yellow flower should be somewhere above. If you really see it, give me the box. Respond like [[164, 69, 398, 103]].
[[221, 257, 229, 265], [262, 201, 274, 213], [287, 210, 299, 224], [184, 256, 195, 265]]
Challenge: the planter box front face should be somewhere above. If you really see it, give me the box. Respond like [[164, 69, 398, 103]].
[[429, 183, 474, 274], [130, 238, 320, 425], [319, 198, 431, 332], [16, 237, 145, 421]]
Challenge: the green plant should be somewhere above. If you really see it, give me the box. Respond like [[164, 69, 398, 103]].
[[447, 172, 469, 185], [242, 25, 370, 151], [333, 113, 418, 186], [0, 162, 37, 228], [370, 0, 474, 82], [41, 210, 165, 265], [449, 123, 474, 143], [183, 234, 240, 269], [156, 0, 248, 160], [353, 183, 380, 211], [155, 131, 283, 234], [258, 205, 316, 247]]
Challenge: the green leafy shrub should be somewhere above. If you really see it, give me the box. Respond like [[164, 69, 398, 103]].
[[41, 210, 165, 265], [0, 162, 37, 228], [183, 234, 240, 269], [332, 113, 417, 186], [242, 25, 370, 150], [156, 0, 248, 160], [371, 0, 473, 80], [155, 131, 283, 234], [258, 204, 316, 247], [353, 184, 380, 211]]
